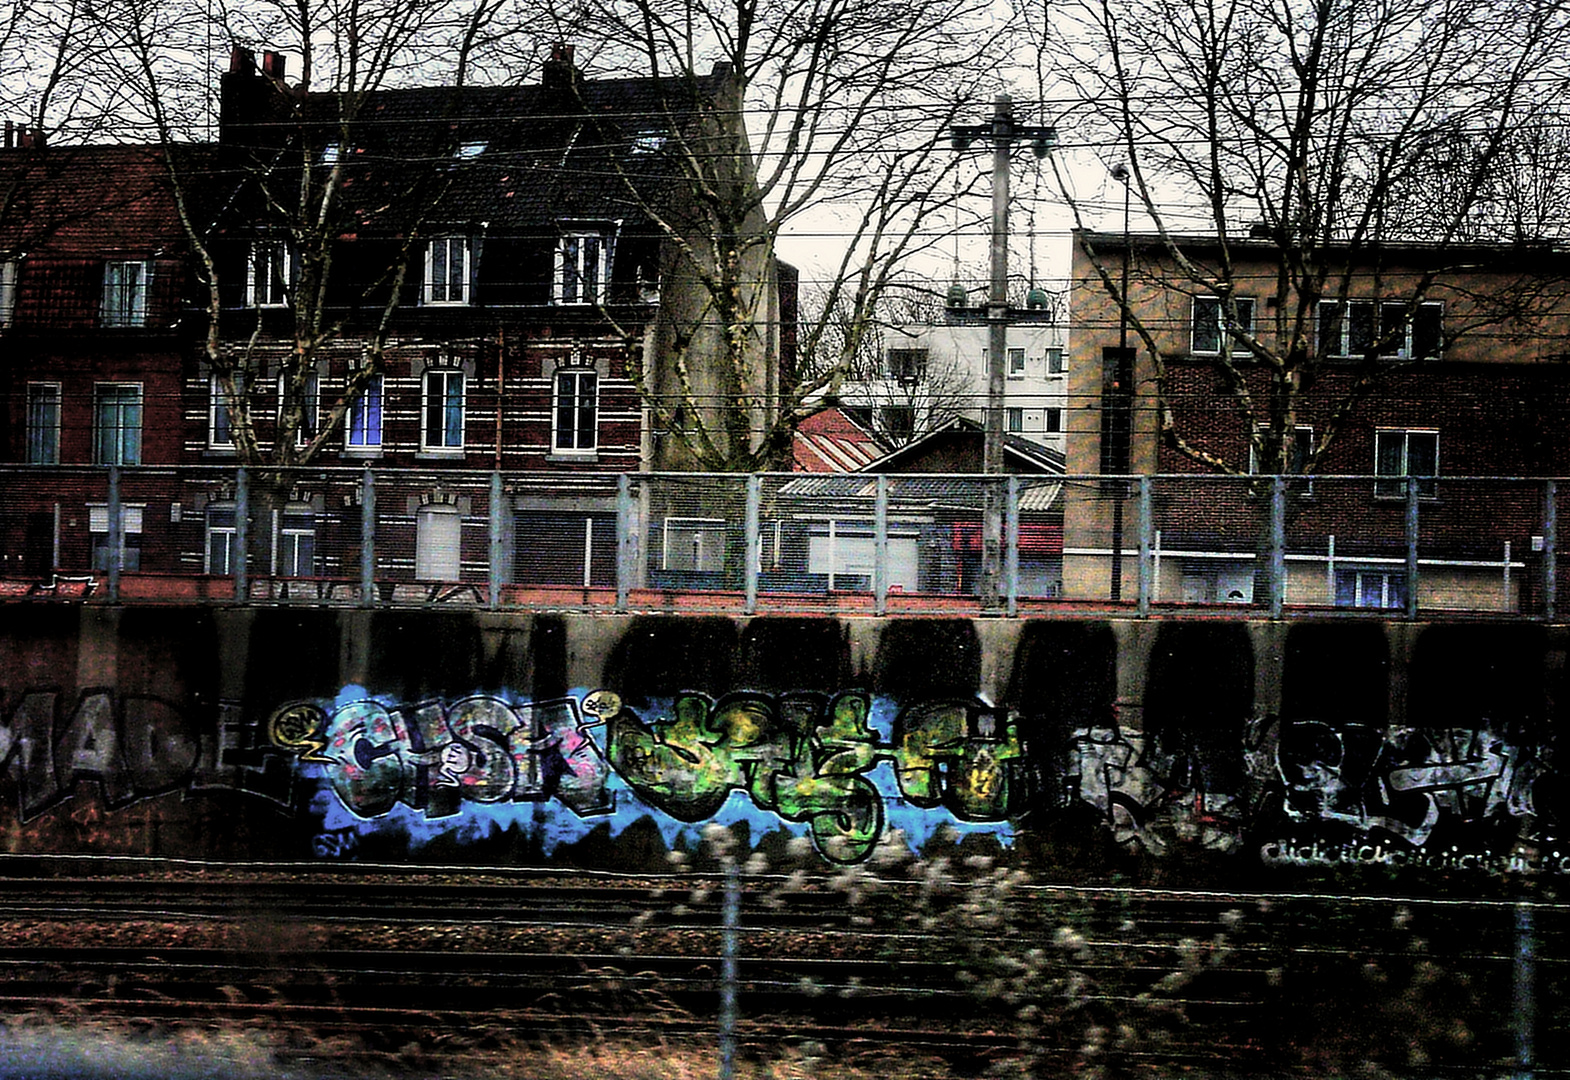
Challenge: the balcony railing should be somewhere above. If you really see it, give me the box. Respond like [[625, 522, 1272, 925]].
[[0, 465, 1560, 619]]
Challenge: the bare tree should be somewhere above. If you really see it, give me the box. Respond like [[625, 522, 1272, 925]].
[[573, 0, 1022, 471], [1042, 0, 1570, 478], [75, 0, 547, 562]]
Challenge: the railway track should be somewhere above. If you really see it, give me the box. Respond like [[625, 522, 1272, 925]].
[[0, 857, 1557, 1077]]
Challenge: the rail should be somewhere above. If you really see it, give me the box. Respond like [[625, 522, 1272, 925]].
[[0, 465, 1561, 619]]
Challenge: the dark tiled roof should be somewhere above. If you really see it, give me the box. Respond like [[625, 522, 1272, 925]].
[[223, 63, 733, 237]]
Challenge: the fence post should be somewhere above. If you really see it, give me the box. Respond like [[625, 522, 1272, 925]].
[[105, 465, 122, 602], [1269, 476, 1286, 618], [875, 475, 890, 616], [1005, 475, 1019, 617], [744, 475, 761, 615], [719, 852, 740, 1080], [235, 467, 249, 602], [616, 475, 634, 613], [360, 468, 376, 608], [1405, 476, 1420, 621], [1543, 480, 1557, 622], [1137, 475, 1152, 617], [1514, 901, 1536, 1080], [488, 471, 504, 611]]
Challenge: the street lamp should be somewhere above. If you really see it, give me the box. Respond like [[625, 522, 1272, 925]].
[[949, 95, 1056, 607], [1107, 163, 1133, 601]]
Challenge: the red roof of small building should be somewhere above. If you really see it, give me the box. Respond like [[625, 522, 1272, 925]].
[[792, 407, 887, 472]]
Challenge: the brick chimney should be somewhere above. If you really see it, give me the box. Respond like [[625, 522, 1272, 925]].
[[542, 41, 582, 93]]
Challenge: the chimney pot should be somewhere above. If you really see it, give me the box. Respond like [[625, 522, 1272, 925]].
[[229, 46, 255, 74], [262, 51, 285, 80], [551, 41, 574, 64]]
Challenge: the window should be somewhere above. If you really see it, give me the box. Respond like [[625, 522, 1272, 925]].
[[346, 375, 383, 451], [1375, 428, 1438, 498], [663, 518, 726, 572], [552, 368, 598, 455], [1336, 568, 1408, 610], [1046, 348, 1065, 375], [94, 383, 142, 465], [885, 349, 927, 384], [1006, 407, 1024, 433], [1249, 425, 1314, 475], [277, 371, 320, 447], [246, 242, 291, 307], [1045, 407, 1063, 434], [1319, 300, 1442, 360], [209, 374, 241, 450], [89, 503, 143, 571], [453, 140, 487, 162], [278, 507, 315, 576], [26, 383, 59, 464], [416, 504, 462, 581], [1007, 348, 1026, 377], [424, 237, 471, 305], [101, 260, 149, 327], [319, 142, 342, 165], [881, 405, 915, 442], [0, 259, 16, 326], [1192, 296, 1255, 355], [422, 367, 466, 452], [206, 505, 238, 575], [555, 232, 609, 305]]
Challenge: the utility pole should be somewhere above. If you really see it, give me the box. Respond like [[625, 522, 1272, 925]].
[[951, 95, 1055, 607]]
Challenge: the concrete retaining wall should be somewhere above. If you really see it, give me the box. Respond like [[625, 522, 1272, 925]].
[[0, 606, 1562, 882]]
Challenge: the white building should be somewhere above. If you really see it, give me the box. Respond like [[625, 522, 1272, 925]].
[[845, 287, 1069, 455]]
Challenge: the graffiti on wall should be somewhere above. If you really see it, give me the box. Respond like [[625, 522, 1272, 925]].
[[265, 689, 1026, 864], [0, 680, 1560, 874], [0, 689, 294, 818], [1066, 716, 1561, 874]]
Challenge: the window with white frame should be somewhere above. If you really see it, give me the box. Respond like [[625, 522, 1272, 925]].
[[346, 374, 383, 451], [94, 383, 142, 464], [1336, 567, 1408, 609], [1006, 407, 1024, 433], [246, 241, 292, 307], [209, 373, 241, 450], [1192, 295, 1255, 355], [89, 503, 143, 571], [552, 367, 598, 455], [206, 504, 238, 575], [421, 366, 465, 452], [0, 259, 16, 326], [277, 370, 319, 447], [1375, 428, 1438, 498], [424, 237, 472, 305], [663, 517, 726, 572], [101, 260, 149, 327], [26, 382, 59, 464], [278, 506, 315, 576], [554, 231, 609, 305], [1319, 299, 1442, 360], [1046, 348, 1065, 375], [1045, 407, 1063, 434], [1007, 348, 1026, 377]]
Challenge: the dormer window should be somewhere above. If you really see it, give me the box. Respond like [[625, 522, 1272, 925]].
[[453, 140, 487, 161], [319, 142, 343, 165], [554, 228, 611, 305], [631, 131, 667, 154], [101, 260, 149, 327], [424, 237, 472, 305], [246, 241, 293, 307]]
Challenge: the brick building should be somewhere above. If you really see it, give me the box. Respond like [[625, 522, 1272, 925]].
[[1064, 229, 1570, 612], [0, 45, 792, 592]]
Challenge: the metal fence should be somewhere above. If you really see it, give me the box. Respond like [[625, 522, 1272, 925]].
[[0, 465, 1561, 618]]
